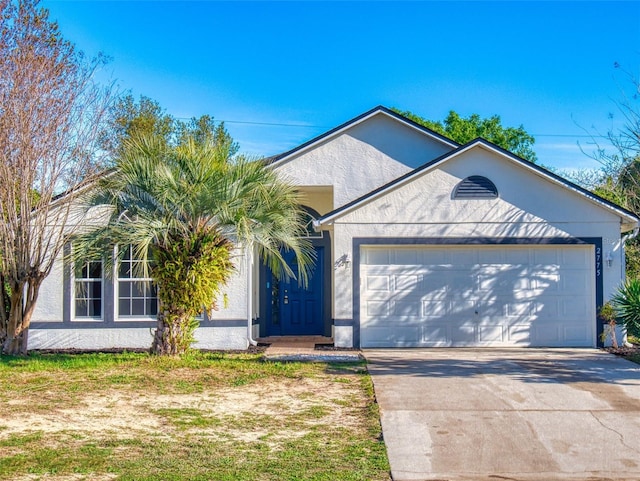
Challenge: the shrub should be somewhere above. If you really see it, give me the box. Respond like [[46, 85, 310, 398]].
[[599, 302, 618, 347], [612, 279, 640, 338]]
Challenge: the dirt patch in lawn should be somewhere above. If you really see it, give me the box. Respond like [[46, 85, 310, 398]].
[[0, 375, 364, 444], [0, 353, 389, 481]]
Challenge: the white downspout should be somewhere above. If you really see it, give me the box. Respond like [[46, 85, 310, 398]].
[[620, 227, 640, 279], [619, 226, 639, 347], [246, 245, 257, 347]]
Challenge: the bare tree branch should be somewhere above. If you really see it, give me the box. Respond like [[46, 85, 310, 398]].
[[0, 0, 113, 354]]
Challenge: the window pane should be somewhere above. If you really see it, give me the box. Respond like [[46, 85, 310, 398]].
[[147, 299, 158, 316], [74, 281, 86, 299], [132, 283, 144, 298], [118, 299, 130, 316], [118, 261, 130, 278], [75, 300, 88, 317], [131, 299, 145, 316], [132, 261, 144, 278], [89, 299, 102, 317], [88, 261, 102, 278], [119, 281, 131, 297], [74, 263, 85, 278], [90, 281, 102, 298]]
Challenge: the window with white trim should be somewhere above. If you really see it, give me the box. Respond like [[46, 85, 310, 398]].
[[117, 245, 158, 317], [74, 259, 103, 318]]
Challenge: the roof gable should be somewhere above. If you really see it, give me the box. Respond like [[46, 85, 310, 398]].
[[315, 138, 639, 232], [268, 106, 459, 167], [269, 106, 461, 209]]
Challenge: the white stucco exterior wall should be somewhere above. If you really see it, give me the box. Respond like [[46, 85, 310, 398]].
[[28, 326, 249, 350], [29, 198, 251, 350], [273, 112, 455, 208], [32, 256, 64, 322], [326, 145, 629, 344], [207, 248, 249, 321], [28, 197, 112, 324]]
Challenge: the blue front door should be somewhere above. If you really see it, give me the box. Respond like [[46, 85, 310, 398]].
[[268, 247, 324, 336]]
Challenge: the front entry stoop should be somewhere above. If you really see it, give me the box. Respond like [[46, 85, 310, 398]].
[[258, 336, 362, 362]]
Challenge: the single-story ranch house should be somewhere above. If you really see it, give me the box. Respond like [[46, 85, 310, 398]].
[[29, 106, 639, 350]]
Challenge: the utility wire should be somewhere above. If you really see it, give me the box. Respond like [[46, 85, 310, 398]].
[[175, 116, 609, 138]]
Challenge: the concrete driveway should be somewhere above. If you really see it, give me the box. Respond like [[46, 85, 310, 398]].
[[364, 349, 640, 481]]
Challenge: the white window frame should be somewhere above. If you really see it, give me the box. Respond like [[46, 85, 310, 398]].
[[116, 245, 158, 320], [73, 258, 104, 321]]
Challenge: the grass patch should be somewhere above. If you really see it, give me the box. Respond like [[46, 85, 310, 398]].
[[154, 407, 222, 429], [0, 352, 389, 480], [0, 437, 114, 476], [302, 405, 329, 419]]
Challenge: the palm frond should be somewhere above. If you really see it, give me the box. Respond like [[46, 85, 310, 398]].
[[75, 132, 315, 290]]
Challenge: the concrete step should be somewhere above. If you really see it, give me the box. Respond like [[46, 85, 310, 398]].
[[259, 336, 361, 362], [256, 336, 333, 346]]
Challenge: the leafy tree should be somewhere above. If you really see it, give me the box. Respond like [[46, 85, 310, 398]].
[[100, 94, 176, 159], [394, 108, 538, 163], [0, 0, 111, 355], [177, 114, 239, 156], [74, 132, 314, 356], [101, 94, 238, 161], [581, 64, 640, 278]]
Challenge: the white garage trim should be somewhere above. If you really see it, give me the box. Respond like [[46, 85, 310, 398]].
[[354, 238, 603, 349]]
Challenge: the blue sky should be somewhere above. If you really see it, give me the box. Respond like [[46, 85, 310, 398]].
[[43, 0, 640, 171]]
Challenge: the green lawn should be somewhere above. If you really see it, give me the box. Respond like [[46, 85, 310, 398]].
[[0, 352, 390, 481]]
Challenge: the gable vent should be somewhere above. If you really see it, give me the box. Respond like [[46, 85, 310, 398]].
[[454, 176, 498, 199]]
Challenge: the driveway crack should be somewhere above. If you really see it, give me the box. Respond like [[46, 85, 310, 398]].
[[590, 410, 638, 453]]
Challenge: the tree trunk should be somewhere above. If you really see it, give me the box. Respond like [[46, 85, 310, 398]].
[[2, 277, 41, 356], [0, 272, 8, 347], [3, 281, 27, 355], [150, 308, 196, 356]]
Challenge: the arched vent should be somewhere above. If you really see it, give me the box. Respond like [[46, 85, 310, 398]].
[[454, 176, 498, 199]]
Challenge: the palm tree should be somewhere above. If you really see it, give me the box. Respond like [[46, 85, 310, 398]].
[[74, 133, 314, 355]]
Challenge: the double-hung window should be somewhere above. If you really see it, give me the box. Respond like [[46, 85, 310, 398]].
[[117, 245, 158, 318], [74, 260, 103, 319]]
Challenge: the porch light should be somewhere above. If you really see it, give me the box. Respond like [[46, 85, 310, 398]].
[[334, 254, 351, 270], [606, 251, 613, 267]]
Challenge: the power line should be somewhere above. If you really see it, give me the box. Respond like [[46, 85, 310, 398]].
[[221, 119, 323, 128], [175, 116, 323, 128], [534, 134, 607, 138], [175, 116, 609, 138]]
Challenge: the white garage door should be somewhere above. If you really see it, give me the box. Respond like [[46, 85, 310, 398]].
[[360, 245, 595, 348]]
